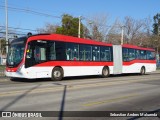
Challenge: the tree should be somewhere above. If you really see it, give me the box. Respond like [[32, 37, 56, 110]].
[[106, 16, 152, 46], [0, 39, 6, 55], [151, 13, 160, 53], [86, 14, 110, 41], [124, 16, 143, 43], [107, 19, 121, 44], [153, 13, 160, 35], [123, 16, 151, 45], [56, 14, 84, 37], [37, 23, 59, 33], [91, 25, 103, 41]]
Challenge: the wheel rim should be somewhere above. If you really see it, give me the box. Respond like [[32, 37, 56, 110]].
[[142, 69, 144, 74], [54, 70, 61, 78], [141, 68, 145, 74], [103, 68, 108, 76]]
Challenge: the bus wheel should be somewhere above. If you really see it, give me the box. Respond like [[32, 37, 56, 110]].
[[10, 77, 16, 81], [140, 67, 145, 75], [102, 66, 110, 78], [51, 67, 63, 81]]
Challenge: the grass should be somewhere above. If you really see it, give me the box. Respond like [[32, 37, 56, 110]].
[[0, 65, 5, 70]]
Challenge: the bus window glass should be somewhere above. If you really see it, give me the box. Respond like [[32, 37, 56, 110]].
[[34, 46, 40, 62], [135, 49, 140, 59], [122, 48, 129, 61], [55, 42, 66, 60], [34, 41, 47, 62], [7, 37, 26, 67], [128, 49, 135, 61], [26, 46, 32, 59], [92, 46, 100, 61], [25, 40, 47, 68], [140, 50, 146, 59], [41, 48, 46, 60], [100, 46, 111, 61], [66, 43, 79, 60], [48, 41, 56, 60], [79, 44, 91, 61], [146, 51, 155, 60]]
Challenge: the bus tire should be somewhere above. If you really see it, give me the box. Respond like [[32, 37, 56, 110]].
[[140, 66, 145, 75], [51, 67, 63, 81], [10, 77, 16, 81], [102, 66, 110, 78]]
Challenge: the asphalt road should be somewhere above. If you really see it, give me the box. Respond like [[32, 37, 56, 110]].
[[0, 71, 160, 120]]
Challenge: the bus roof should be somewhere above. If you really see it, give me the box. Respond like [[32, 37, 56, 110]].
[[27, 34, 155, 51], [28, 34, 113, 47], [122, 44, 155, 51]]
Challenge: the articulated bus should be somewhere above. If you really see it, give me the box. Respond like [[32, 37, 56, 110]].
[[5, 34, 156, 80]]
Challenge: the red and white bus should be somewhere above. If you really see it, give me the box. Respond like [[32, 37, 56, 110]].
[[5, 34, 156, 80]]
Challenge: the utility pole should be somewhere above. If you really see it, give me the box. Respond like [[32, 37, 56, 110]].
[[121, 26, 124, 45], [5, 0, 8, 53], [78, 16, 81, 38]]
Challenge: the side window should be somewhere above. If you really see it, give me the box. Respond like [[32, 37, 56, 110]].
[[146, 51, 155, 60], [140, 50, 146, 60], [66, 43, 79, 60], [48, 41, 56, 60], [122, 48, 129, 61], [55, 42, 66, 60], [79, 44, 92, 61], [100, 46, 111, 61], [128, 49, 135, 61], [34, 40, 47, 62], [34, 46, 46, 62], [92, 46, 100, 61], [135, 49, 140, 59]]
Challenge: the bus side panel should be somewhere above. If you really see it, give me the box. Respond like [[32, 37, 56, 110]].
[[123, 63, 142, 73], [25, 67, 53, 79], [145, 63, 156, 72], [63, 66, 114, 77], [25, 66, 114, 78], [122, 63, 156, 73]]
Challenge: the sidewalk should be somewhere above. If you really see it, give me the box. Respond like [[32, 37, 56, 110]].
[[154, 69, 160, 73]]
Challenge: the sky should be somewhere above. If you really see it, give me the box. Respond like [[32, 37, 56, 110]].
[[0, 0, 160, 35]]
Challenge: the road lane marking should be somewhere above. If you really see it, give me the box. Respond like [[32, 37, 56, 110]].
[[83, 94, 138, 107], [0, 87, 64, 97], [0, 77, 159, 97]]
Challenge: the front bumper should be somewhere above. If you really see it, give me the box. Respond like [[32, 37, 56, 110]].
[[5, 70, 26, 78]]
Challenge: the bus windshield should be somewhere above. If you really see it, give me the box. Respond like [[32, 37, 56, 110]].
[[7, 37, 27, 67]]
